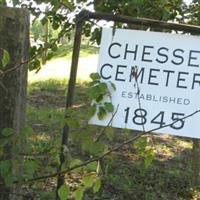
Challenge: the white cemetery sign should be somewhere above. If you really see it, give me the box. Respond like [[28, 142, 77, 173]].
[[89, 28, 200, 139]]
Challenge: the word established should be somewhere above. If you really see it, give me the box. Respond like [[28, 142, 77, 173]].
[[89, 28, 200, 139]]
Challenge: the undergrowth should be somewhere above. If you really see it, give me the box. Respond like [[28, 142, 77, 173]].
[[24, 78, 200, 200]]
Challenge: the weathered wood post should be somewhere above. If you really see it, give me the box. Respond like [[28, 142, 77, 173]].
[[192, 139, 200, 186], [0, 7, 29, 199]]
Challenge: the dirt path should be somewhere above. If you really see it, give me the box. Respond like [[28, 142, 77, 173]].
[[28, 55, 98, 82]]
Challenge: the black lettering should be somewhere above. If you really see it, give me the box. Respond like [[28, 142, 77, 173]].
[[176, 71, 189, 89], [148, 68, 160, 85], [169, 97, 176, 104], [163, 96, 168, 103], [124, 44, 138, 60], [129, 67, 145, 83], [100, 63, 113, 80], [171, 49, 184, 65], [139, 94, 145, 100], [177, 98, 182, 104], [184, 99, 190, 105], [142, 45, 153, 62], [192, 73, 200, 89], [115, 65, 127, 81], [108, 42, 121, 58], [128, 92, 133, 98], [122, 91, 126, 98], [163, 70, 175, 86], [156, 47, 169, 64], [146, 94, 152, 101], [188, 50, 200, 67], [129, 67, 144, 83]]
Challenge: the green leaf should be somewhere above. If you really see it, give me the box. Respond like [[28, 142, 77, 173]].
[[97, 106, 106, 120], [58, 183, 70, 200], [1, 49, 10, 68], [62, 0, 74, 10], [29, 59, 41, 71], [5, 176, 15, 186], [0, 160, 15, 186], [74, 187, 84, 200], [52, 21, 60, 30], [0, 160, 12, 175], [69, 159, 82, 172], [41, 17, 48, 25], [70, 159, 82, 168], [83, 175, 95, 188], [90, 73, 101, 81], [2, 128, 14, 137], [104, 102, 114, 112], [82, 139, 106, 156], [86, 161, 98, 171], [99, 82, 108, 94], [24, 160, 38, 176], [93, 178, 101, 193], [29, 46, 37, 57], [88, 85, 101, 100], [88, 104, 97, 117], [96, 94, 104, 103]]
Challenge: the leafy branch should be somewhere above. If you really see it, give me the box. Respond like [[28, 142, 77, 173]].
[[0, 27, 72, 78]]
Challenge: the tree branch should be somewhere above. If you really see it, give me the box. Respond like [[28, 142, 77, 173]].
[[0, 27, 72, 78]]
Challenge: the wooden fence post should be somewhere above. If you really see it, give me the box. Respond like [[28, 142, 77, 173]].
[[192, 139, 200, 186], [0, 7, 29, 199]]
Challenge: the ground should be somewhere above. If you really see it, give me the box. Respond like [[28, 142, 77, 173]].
[[26, 51, 200, 200]]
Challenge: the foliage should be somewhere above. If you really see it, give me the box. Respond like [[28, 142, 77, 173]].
[[25, 78, 200, 199], [0, 127, 35, 185], [1, 0, 200, 199], [58, 183, 70, 200], [31, 18, 61, 41], [187, 0, 200, 25], [0, 48, 10, 69], [1, 0, 197, 71], [94, 0, 186, 21], [0, 77, 198, 199], [88, 73, 115, 120]]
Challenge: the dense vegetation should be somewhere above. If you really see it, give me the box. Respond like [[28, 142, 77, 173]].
[[0, 0, 200, 199]]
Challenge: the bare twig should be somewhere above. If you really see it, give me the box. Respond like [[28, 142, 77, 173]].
[[0, 55, 37, 78], [131, 66, 146, 133]]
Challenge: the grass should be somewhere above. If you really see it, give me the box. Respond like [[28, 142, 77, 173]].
[[50, 43, 99, 60], [26, 77, 200, 200]]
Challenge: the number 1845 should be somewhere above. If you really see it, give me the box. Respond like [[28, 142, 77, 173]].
[[124, 107, 185, 130]]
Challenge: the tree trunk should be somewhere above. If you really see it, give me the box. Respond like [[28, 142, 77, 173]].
[[0, 7, 29, 200]]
